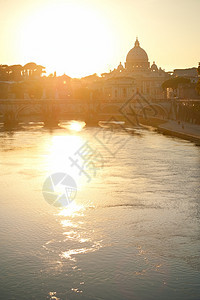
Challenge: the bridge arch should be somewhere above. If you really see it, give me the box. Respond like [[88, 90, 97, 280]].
[[16, 104, 42, 119]]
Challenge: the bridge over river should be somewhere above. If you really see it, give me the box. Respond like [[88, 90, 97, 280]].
[[0, 96, 172, 127]]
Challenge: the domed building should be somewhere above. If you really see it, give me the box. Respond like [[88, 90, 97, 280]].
[[151, 61, 158, 72], [125, 37, 150, 70], [93, 37, 170, 101]]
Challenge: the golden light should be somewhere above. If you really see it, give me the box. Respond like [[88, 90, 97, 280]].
[[19, 1, 116, 77], [43, 134, 84, 193], [58, 202, 84, 218], [43, 124, 91, 208], [67, 121, 86, 132]]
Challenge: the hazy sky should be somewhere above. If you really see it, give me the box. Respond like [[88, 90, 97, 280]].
[[0, 0, 199, 77]]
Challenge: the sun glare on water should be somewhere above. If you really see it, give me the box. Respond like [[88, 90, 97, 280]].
[[68, 121, 86, 132]]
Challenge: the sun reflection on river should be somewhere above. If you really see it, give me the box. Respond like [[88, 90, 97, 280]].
[[57, 198, 103, 263], [43, 124, 89, 196], [58, 203, 85, 218], [60, 244, 102, 262], [66, 121, 86, 132]]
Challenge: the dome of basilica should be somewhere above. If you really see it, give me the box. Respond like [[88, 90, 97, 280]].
[[126, 38, 148, 62], [125, 38, 150, 70]]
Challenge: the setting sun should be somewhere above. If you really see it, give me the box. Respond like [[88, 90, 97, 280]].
[[1, 0, 199, 76], [18, 2, 116, 77]]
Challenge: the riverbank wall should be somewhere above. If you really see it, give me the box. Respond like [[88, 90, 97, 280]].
[[139, 117, 200, 145]]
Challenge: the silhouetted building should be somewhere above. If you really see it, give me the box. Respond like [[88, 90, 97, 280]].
[[167, 66, 200, 99], [92, 37, 169, 101], [173, 68, 198, 83]]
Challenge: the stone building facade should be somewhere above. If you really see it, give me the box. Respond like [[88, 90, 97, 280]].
[[92, 37, 170, 101]]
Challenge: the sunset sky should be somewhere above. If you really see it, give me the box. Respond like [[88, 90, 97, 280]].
[[1, 0, 199, 77]]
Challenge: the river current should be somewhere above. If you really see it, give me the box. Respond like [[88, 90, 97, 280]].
[[0, 122, 199, 300]]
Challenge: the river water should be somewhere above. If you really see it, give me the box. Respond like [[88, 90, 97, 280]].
[[0, 122, 200, 300]]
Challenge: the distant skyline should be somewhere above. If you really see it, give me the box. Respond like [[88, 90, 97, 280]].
[[0, 0, 199, 77]]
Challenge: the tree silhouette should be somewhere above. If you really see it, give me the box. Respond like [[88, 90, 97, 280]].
[[162, 77, 190, 90], [23, 62, 37, 78], [0, 63, 46, 81], [0, 65, 10, 81], [10, 65, 23, 81]]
